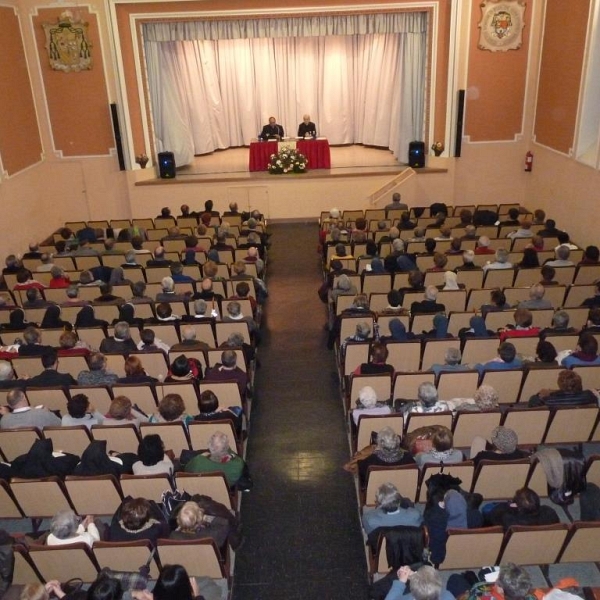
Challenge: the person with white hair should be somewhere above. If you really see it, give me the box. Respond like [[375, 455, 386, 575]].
[[184, 430, 246, 487], [351, 386, 391, 426], [475, 235, 495, 255], [482, 248, 513, 272], [328, 273, 358, 307], [340, 321, 373, 356], [518, 283, 553, 310], [362, 482, 422, 535], [0, 360, 25, 390], [244, 246, 264, 276], [384, 238, 417, 274], [155, 276, 191, 303], [223, 300, 259, 341], [402, 382, 451, 416], [99, 321, 137, 355], [386, 565, 454, 600], [410, 286, 446, 315], [170, 325, 210, 352], [297, 114, 317, 138], [47, 509, 100, 547], [429, 348, 470, 378], [545, 244, 575, 267]]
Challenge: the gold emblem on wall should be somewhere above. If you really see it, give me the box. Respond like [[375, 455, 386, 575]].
[[478, 0, 526, 52], [43, 11, 92, 72]]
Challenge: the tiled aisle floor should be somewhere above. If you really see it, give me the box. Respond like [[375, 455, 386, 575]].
[[231, 223, 370, 599]]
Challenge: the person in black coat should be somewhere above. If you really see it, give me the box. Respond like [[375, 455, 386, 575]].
[[486, 487, 560, 530], [108, 497, 170, 545], [528, 369, 598, 407], [410, 286, 446, 315], [25, 348, 77, 388], [297, 114, 317, 138], [260, 117, 284, 140]]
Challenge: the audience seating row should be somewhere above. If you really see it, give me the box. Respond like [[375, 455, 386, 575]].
[[13, 538, 227, 585], [369, 521, 600, 574], [334, 282, 596, 316], [319, 203, 522, 223], [5, 262, 260, 293], [347, 365, 600, 408], [363, 453, 600, 507], [340, 333, 592, 376], [0, 470, 234, 519], [0, 418, 242, 462], [354, 404, 600, 452]]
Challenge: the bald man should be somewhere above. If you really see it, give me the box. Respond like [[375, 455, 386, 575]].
[[260, 117, 284, 140]]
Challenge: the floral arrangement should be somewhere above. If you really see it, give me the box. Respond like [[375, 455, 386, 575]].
[[268, 146, 307, 174], [431, 142, 444, 157]]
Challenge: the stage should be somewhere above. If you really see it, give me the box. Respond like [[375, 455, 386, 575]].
[[129, 144, 450, 221], [139, 145, 416, 184]]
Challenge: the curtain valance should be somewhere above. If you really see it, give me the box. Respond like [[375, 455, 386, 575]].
[[143, 12, 427, 42]]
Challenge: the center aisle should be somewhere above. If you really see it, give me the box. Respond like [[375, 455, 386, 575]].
[[232, 223, 370, 599]]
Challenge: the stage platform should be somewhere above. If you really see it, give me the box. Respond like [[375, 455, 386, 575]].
[[136, 145, 445, 186], [128, 144, 450, 221]]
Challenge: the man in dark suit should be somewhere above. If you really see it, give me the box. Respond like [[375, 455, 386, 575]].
[[297, 114, 316, 138], [260, 117, 284, 140], [25, 349, 77, 387], [410, 286, 446, 315]]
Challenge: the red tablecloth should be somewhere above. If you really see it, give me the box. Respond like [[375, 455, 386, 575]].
[[297, 139, 331, 170], [248, 139, 331, 171], [248, 141, 278, 172]]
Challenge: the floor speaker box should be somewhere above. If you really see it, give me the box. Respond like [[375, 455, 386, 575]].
[[158, 151, 176, 179], [408, 141, 425, 168]]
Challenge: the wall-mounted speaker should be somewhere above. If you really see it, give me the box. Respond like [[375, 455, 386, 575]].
[[109, 103, 125, 171], [455, 89, 466, 158], [408, 141, 425, 168], [158, 151, 176, 179]]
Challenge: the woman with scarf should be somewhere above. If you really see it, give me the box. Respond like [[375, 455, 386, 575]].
[[75, 305, 109, 329], [420, 314, 452, 339], [40, 304, 72, 330], [380, 318, 415, 342], [357, 427, 415, 490], [1, 308, 32, 331], [458, 315, 494, 342], [112, 302, 145, 328]]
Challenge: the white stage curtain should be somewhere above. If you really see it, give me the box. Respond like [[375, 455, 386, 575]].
[[143, 13, 427, 166]]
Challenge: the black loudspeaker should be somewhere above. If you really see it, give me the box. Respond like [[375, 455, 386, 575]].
[[109, 103, 125, 171], [158, 151, 176, 179], [408, 141, 425, 168], [455, 89, 465, 158]]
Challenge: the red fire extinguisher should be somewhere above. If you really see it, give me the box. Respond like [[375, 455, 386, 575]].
[[525, 151, 533, 172]]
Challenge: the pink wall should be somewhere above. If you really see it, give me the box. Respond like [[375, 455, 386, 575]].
[[0, 6, 42, 175]]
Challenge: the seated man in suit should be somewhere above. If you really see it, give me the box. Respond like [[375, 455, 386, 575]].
[[410, 286, 446, 315], [297, 114, 316, 138], [260, 116, 284, 140]]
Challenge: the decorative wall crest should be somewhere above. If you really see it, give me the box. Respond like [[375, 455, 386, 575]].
[[43, 10, 92, 72], [478, 0, 526, 52]]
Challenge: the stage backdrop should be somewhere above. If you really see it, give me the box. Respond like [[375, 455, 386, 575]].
[[143, 12, 427, 167]]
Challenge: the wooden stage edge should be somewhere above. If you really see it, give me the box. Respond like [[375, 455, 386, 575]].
[[135, 165, 447, 186]]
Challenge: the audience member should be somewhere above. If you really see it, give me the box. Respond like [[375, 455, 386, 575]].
[[361, 482, 422, 535], [0, 388, 61, 429], [77, 351, 119, 385], [528, 369, 598, 407]]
